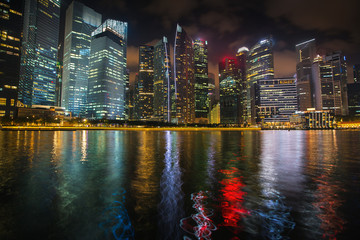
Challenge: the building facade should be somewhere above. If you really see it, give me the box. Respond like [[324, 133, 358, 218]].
[[347, 83, 360, 117], [312, 52, 348, 116], [153, 37, 172, 122], [236, 47, 249, 124], [219, 57, 242, 125], [61, 1, 101, 117], [295, 39, 317, 111], [19, 0, 61, 107], [0, 0, 22, 118], [247, 37, 274, 124], [258, 78, 298, 123], [135, 45, 154, 120], [174, 24, 195, 124], [353, 64, 360, 83], [86, 19, 127, 120], [193, 39, 209, 123]]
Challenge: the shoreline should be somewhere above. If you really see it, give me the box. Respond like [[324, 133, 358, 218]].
[[0, 126, 262, 131]]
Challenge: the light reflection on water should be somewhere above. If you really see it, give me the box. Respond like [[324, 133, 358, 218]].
[[158, 131, 184, 239], [0, 130, 359, 239]]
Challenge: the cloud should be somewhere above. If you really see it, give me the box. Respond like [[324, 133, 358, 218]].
[[266, 0, 360, 42], [144, 0, 199, 28], [228, 37, 250, 52], [273, 50, 296, 78], [199, 11, 240, 35], [127, 45, 139, 70]]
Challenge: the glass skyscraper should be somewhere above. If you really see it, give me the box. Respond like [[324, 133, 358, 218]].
[[0, 0, 22, 118], [247, 37, 274, 124], [174, 24, 195, 124], [193, 39, 209, 123], [219, 58, 242, 125], [19, 0, 61, 107], [236, 47, 249, 125], [295, 39, 316, 111], [61, 1, 101, 117], [135, 45, 154, 120], [312, 52, 348, 116], [153, 37, 172, 122], [86, 19, 127, 120], [353, 64, 360, 83]]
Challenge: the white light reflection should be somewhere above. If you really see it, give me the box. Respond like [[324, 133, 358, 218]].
[[80, 131, 88, 162], [158, 131, 184, 239], [255, 131, 303, 239]]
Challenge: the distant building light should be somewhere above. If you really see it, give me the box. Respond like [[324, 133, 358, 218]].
[[237, 47, 249, 53]]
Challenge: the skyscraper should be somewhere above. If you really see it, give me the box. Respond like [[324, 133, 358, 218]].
[[247, 37, 274, 124], [153, 37, 172, 122], [219, 58, 242, 125], [87, 19, 127, 120], [347, 82, 360, 117], [0, 0, 22, 118], [174, 24, 195, 124], [19, 0, 61, 107], [236, 47, 249, 125], [312, 52, 348, 115], [135, 45, 154, 120], [354, 64, 360, 83], [193, 39, 209, 123], [295, 39, 316, 111], [61, 1, 101, 117]]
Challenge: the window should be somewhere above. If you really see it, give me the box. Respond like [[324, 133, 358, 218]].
[[0, 98, 6, 106], [0, 110, 5, 117]]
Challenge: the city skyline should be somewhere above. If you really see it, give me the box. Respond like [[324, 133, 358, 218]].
[[58, 0, 360, 86]]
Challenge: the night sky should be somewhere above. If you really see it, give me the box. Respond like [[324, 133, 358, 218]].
[[60, 0, 360, 85]]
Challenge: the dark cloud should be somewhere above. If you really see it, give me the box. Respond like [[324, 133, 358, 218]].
[[199, 11, 240, 35], [273, 50, 297, 78], [266, 0, 360, 42]]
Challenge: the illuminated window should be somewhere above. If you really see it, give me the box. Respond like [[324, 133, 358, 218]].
[[0, 110, 5, 117], [0, 98, 6, 105]]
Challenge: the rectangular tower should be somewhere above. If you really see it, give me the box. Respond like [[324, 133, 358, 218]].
[[193, 39, 209, 123], [295, 39, 316, 111], [19, 0, 61, 107], [0, 0, 22, 118], [61, 1, 101, 117], [135, 45, 154, 120], [87, 19, 127, 120], [174, 24, 195, 124], [153, 37, 173, 122]]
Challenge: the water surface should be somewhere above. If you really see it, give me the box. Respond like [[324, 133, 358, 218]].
[[0, 130, 359, 239]]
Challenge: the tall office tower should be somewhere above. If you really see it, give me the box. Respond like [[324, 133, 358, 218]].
[[295, 39, 317, 111], [193, 39, 209, 123], [124, 68, 130, 119], [208, 73, 216, 111], [153, 37, 172, 122], [19, 0, 61, 107], [61, 1, 101, 117], [87, 19, 128, 120], [0, 0, 22, 118], [347, 82, 360, 117], [135, 45, 154, 120], [312, 52, 348, 115], [236, 47, 249, 125], [258, 78, 298, 122], [55, 60, 63, 107], [174, 24, 195, 124], [354, 64, 360, 83], [219, 57, 242, 125], [247, 37, 274, 124]]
